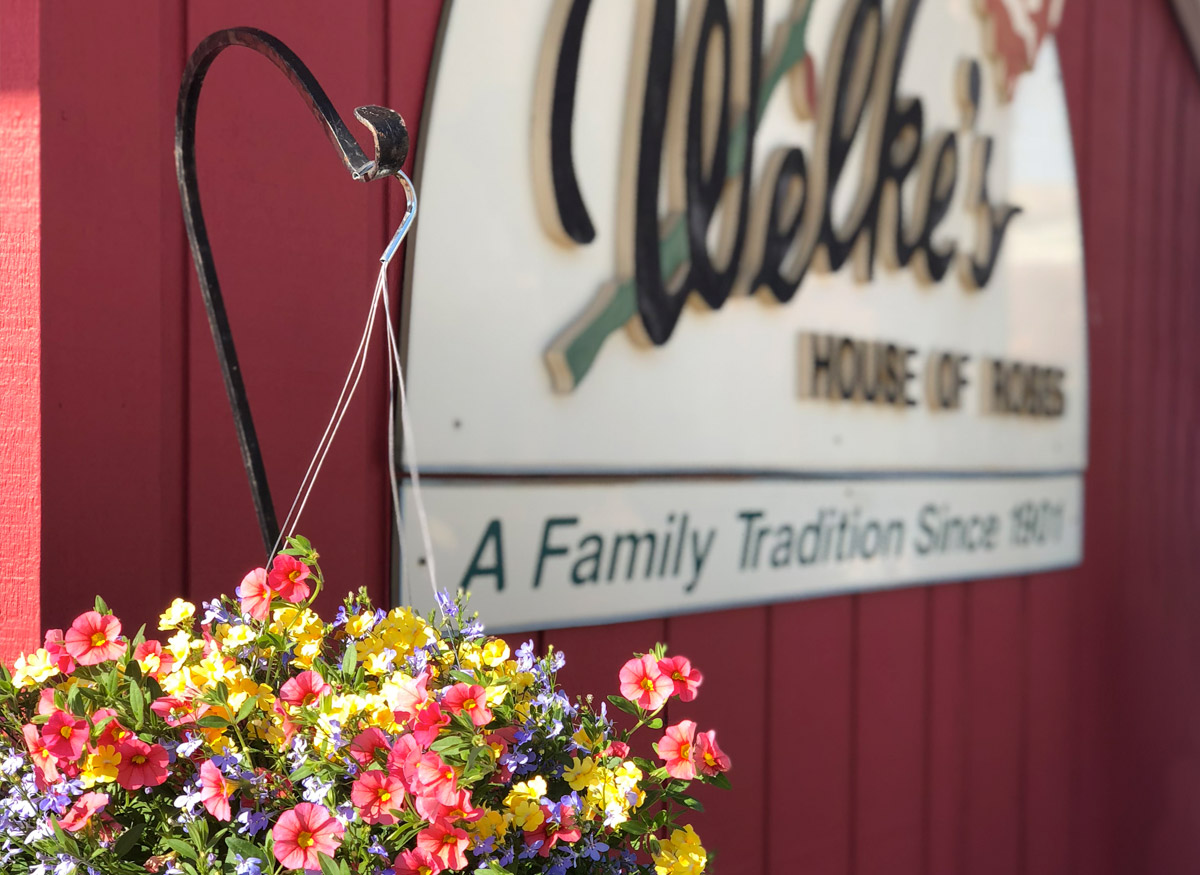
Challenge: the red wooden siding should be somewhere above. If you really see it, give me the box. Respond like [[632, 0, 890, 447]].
[[13, 0, 1200, 872]]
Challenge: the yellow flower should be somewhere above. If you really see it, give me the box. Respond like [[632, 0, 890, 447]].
[[166, 630, 200, 663], [13, 649, 59, 688], [653, 826, 707, 875], [504, 775, 548, 829], [158, 598, 196, 631], [344, 611, 376, 639], [472, 808, 511, 839], [81, 745, 121, 788], [563, 756, 599, 792], [481, 638, 511, 667], [572, 727, 605, 752], [220, 624, 256, 649]]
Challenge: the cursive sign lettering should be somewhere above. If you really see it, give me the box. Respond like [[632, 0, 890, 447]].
[[539, 0, 1022, 393]]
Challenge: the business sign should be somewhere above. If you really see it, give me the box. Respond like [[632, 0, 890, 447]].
[[398, 0, 1086, 630]]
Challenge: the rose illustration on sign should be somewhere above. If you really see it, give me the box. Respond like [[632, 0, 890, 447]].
[[978, 0, 1065, 101]]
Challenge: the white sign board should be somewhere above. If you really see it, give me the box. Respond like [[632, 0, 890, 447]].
[[399, 0, 1087, 631]]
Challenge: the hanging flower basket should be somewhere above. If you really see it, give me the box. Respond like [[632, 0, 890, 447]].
[[0, 538, 731, 875]]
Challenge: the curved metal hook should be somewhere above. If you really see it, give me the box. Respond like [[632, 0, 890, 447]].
[[176, 26, 412, 553]]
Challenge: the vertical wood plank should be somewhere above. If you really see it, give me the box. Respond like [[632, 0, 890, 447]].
[[666, 608, 768, 875], [766, 598, 853, 875], [927, 585, 967, 875], [1025, 572, 1073, 875], [853, 589, 926, 875], [965, 577, 1025, 875], [184, 0, 390, 612], [1066, 0, 1137, 870], [39, 1, 186, 632]]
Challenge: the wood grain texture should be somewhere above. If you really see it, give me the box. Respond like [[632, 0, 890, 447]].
[[926, 585, 967, 875], [0, 0, 42, 665]]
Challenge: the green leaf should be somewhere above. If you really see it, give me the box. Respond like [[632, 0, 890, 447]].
[[95, 595, 109, 615], [225, 836, 266, 866], [708, 771, 731, 790], [129, 680, 145, 728], [236, 696, 258, 724], [289, 761, 315, 783], [125, 659, 143, 684], [318, 851, 342, 875], [113, 821, 145, 858], [647, 717, 663, 730], [161, 837, 197, 861], [196, 715, 229, 729], [607, 694, 641, 717], [341, 643, 357, 676]]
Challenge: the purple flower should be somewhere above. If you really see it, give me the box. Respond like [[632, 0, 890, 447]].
[[236, 807, 270, 837], [234, 855, 263, 875]]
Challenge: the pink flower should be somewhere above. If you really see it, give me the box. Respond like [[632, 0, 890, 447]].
[[618, 654, 673, 711], [42, 629, 76, 674], [394, 847, 444, 875], [349, 727, 390, 768], [411, 701, 450, 748], [658, 655, 703, 702], [199, 759, 234, 821], [22, 723, 59, 787], [442, 683, 493, 727], [63, 611, 126, 666], [416, 821, 470, 871], [657, 719, 697, 780], [58, 791, 109, 833], [267, 554, 311, 604], [415, 751, 458, 805], [351, 769, 406, 825], [133, 640, 175, 679], [603, 740, 630, 759], [414, 786, 481, 826], [388, 732, 424, 789], [526, 803, 582, 857], [42, 710, 89, 762], [272, 802, 345, 871], [389, 671, 430, 722], [695, 728, 732, 776], [150, 696, 197, 727], [279, 670, 331, 709], [238, 567, 273, 620], [115, 737, 169, 790]]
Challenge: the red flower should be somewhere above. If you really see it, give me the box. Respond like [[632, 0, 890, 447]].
[[238, 567, 273, 620], [695, 728, 731, 776], [349, 727, 390, 768], [411, 701, 450, 748], [115, 737, 169, 790], [351, 769, 406, 825], [279, 670, 331, 709], [442, 683, 493, 727], [618, 654, 673, 711], [58, 791, 109, 833], [416, 821, 469, 871], [657, 655, 703, 702], [42, 709, 88, 762], [133, 640, 175, 679], [63, 611, 126, 666], [657, 719, 697, 780], [42, 629, 76, 674], [267, 554, 311, 604], [22, 723, 58, 787], [199, 759, 234, 821], [272, 803, 344, 871], [393, 847, 444, 875]]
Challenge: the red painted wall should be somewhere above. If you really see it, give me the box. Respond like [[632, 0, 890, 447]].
[[6, 0, 1200, 872], [0, 0, 41, 664]]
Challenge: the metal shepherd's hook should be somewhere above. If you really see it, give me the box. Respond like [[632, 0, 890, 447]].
[[175, 26, 415, 553]]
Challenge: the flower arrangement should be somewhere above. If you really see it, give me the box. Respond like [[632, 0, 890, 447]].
[[0, 538, 731, 875]]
